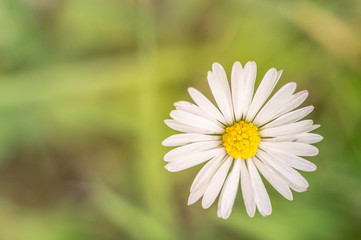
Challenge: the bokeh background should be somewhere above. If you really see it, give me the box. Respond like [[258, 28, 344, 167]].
[[0, 0, 360, 239]]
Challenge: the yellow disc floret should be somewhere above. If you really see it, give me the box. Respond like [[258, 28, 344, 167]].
[[222, 121, 261, 159]]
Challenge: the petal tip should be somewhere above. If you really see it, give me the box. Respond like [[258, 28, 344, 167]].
[[289, 82, 297, 88], [164, 163, 177, 172], [233, 61, 242, 68], [262, 210, 272, 217], [187, 87, 196, 94], [247, 209, 256, 218], [173, 101, 181, 106], [212, 62, 222, 69], [287, 194, 294, 201], [245, 61, 257, 69], [301, 90, 309, 96], [201, 200, 211, 209]]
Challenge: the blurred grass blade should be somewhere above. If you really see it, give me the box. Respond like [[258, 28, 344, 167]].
[[92, 182, 178, 240], [134, 0, 177, 229], [284, 1, 361, 69]]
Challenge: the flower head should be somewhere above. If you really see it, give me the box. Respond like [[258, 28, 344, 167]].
[[162, 61, 322, 219]]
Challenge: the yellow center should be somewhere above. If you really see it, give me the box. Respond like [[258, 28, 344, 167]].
[[222, 121, 261, 159]]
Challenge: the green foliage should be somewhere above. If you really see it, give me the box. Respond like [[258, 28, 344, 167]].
[[0, 0, 360, 239]]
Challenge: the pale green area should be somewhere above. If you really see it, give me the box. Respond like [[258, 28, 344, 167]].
[[0, 0, 360, 239]]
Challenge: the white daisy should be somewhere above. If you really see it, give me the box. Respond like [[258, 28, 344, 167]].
[[162, 61, 322, 219]]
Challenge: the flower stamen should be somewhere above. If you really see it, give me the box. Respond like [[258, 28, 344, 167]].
[[222, 121, 261, 159]]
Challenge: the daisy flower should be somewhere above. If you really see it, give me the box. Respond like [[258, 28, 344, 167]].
[[162, 61, 322, 219]]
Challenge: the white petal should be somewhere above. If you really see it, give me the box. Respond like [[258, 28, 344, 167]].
[[207, 63, 234, 125], [188, 184, 208, 205], [188, 154, 226, 205], [253, 82, 297, 126], [190, 153, 225, 192], [231, 61, 244, 121], [261, 133, 323, 145], [253, 157, 293, 200], [164, 141, 222, 162], [164, 119, 214, 134], [202, 156, 233, 209], [162, 133, 221, 147], [292, 133, 323, 144], [174, 101, 210, 119], [261, 106, 314, 129], [265, 90, 309, 125], [240, 61, 257, 117], [240, 158, 256, 217], [170, 110, 224, 134], [259, 120, 314, 138], [256, 150, 309, 190], [308, 124, 321, 132], [245, 68, 281, 122], [188, 87, 226, 124], [268, 150, 317, 172], [247, 158, 272, 216], [284, 180, 308, 192], [260, 141, 319, 157], [217, 158, 241, 219], [165, 148, 224, 172]]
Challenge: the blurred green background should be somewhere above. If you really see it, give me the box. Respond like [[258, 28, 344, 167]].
[[0, 0, 360, 239]]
